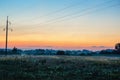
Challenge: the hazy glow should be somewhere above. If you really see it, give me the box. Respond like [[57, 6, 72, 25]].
[[0, 0, 120, 50]]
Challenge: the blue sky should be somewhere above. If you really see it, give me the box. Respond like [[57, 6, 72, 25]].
[[0, 0, 119, 19], [0, 0, 120, 50]]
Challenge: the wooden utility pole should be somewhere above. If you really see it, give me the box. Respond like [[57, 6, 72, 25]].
[[5, 16, 9, 54]]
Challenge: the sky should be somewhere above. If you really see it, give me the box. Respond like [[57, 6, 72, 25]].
[[0, 0, 120, 50]]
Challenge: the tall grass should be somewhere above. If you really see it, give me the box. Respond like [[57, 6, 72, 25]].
[[0, 55, 120, 80]]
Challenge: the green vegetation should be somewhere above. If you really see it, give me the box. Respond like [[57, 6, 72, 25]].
[[0, 55, 120, 80]]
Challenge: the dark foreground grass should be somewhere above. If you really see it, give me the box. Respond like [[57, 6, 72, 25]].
[[0, 55, 120, 80]]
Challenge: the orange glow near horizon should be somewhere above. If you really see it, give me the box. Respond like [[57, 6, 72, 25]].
[[0, 25, 119, 50], [0, 26, 120, 50], [0, 39, 116, 50]]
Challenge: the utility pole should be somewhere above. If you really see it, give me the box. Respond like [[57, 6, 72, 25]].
[[5, 16, 9, 54], [4, 16, 12, 54]]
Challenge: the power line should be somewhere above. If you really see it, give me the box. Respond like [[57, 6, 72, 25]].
[[33, 0, 87, 18], [18, 3, 120, 35], [48, 3, 120, 24], [42, 0, 115, 24], [14, 0, 87, 24], [24, 0, 114, 27], [13, 0, 119, 34], [15, 0, 114, 27]]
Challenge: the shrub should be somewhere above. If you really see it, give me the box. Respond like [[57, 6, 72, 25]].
[[56, 51, 65, 55]]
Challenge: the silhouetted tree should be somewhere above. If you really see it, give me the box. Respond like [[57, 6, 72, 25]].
[[115, 43, 120, 53], [35, 49, 45, 55], [57, 50, 65, 55], [11, 47, 20, 55], [0, 49, 5, 55], [99, 50, 111, 54]]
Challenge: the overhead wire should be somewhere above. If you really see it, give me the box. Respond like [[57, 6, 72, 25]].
[[38, 0, 116, 24], [15, 0, 87, 24], [21, 0, 115, 27], [14, 0, 120, 34], [47, 2, 120, 24]]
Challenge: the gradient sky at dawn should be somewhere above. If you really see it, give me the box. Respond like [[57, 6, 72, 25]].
[[0, 0, 120, 50]]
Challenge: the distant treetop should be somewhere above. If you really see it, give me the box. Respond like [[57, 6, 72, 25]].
[[115, 43, 120, 50]]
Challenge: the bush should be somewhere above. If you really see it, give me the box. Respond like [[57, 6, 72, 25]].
[[57, 51, 65, 55]]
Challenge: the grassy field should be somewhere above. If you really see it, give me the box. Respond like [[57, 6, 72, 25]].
[[0, 55, 120, 80]]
